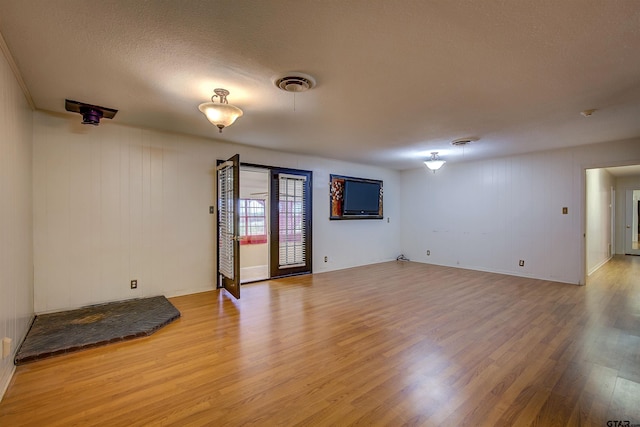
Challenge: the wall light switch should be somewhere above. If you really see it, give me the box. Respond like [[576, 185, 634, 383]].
[[562, 207, 568, 214]]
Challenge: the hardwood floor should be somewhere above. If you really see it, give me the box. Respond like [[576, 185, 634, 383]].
[[1, 257, 639, 426]]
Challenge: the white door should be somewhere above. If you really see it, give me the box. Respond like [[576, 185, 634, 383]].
[[624, 189, 640, 255]]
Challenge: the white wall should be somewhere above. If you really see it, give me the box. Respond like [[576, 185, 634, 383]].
[[585, 168, 614, 275], [615, 176, 640, 253], [0, 46, 33, 398], [32, 111, 401, 313], [400, 139, 640, 284]]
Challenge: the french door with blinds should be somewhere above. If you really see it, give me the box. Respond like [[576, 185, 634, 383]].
[[269, 168, 312, 278], [217, 158, 312, 298], [216, 154, 240, 299]]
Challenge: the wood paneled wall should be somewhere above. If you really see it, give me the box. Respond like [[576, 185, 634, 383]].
[[586, 168, 615, 274], [0, 43, 34, 399], [400, 139, 640, 284], [31, 112, 402, 313]]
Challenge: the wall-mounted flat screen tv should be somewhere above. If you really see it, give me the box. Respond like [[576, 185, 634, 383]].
[[329, 174, 383, 220], [343, 179, 382, 217]]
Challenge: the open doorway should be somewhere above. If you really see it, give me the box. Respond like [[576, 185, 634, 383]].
[[585, 165, 640, 282], [217, 157, 313, 294], [240, 167, 270, 283], [585, 168, 615, 277]]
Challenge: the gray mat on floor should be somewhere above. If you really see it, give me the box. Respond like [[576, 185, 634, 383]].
[[15, 296, 180, 365]]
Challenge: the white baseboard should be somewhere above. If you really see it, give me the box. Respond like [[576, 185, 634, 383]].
[[587, 256, 612, 276], [0, 363, 16, 403]]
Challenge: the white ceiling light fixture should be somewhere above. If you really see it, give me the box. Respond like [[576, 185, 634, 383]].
[[424, 152, 446, 172], [198, 88, 243, 133]]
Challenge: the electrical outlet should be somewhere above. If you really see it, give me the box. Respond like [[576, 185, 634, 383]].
[[427, 250, 431, 256], [2, 337, 12, 359], [519, 260, 525, 267], [131, 279, 138, 289], [324, 256, 328, 263]]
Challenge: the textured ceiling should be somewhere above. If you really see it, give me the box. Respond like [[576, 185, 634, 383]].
[[1, 0, 640, 169]]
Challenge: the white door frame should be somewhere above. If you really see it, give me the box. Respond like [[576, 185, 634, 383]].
[[624, 189, 640, 255]]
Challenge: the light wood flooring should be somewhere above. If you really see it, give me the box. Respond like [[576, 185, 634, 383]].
[[1, 256, 639, 426]]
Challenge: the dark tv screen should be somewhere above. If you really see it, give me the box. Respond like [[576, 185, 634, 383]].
[[343, 180, 381, 215]]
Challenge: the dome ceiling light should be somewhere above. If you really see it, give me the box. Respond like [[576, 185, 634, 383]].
[[198, 88, 243, 133], [424, 152, 446, 172]]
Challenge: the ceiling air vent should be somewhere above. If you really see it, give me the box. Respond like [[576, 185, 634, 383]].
[[451, 137, 478, 147], [274, 72, 316, 92]]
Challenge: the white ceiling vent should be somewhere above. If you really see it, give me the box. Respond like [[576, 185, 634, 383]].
[[451, 137, 478, 146], [275, 72, 316, 92]]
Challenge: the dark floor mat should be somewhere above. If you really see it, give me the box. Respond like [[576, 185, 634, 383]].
[[15, 296, 180, 365]]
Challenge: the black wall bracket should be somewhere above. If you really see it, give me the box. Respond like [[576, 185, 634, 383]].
[[65, 99, 118, 126]]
